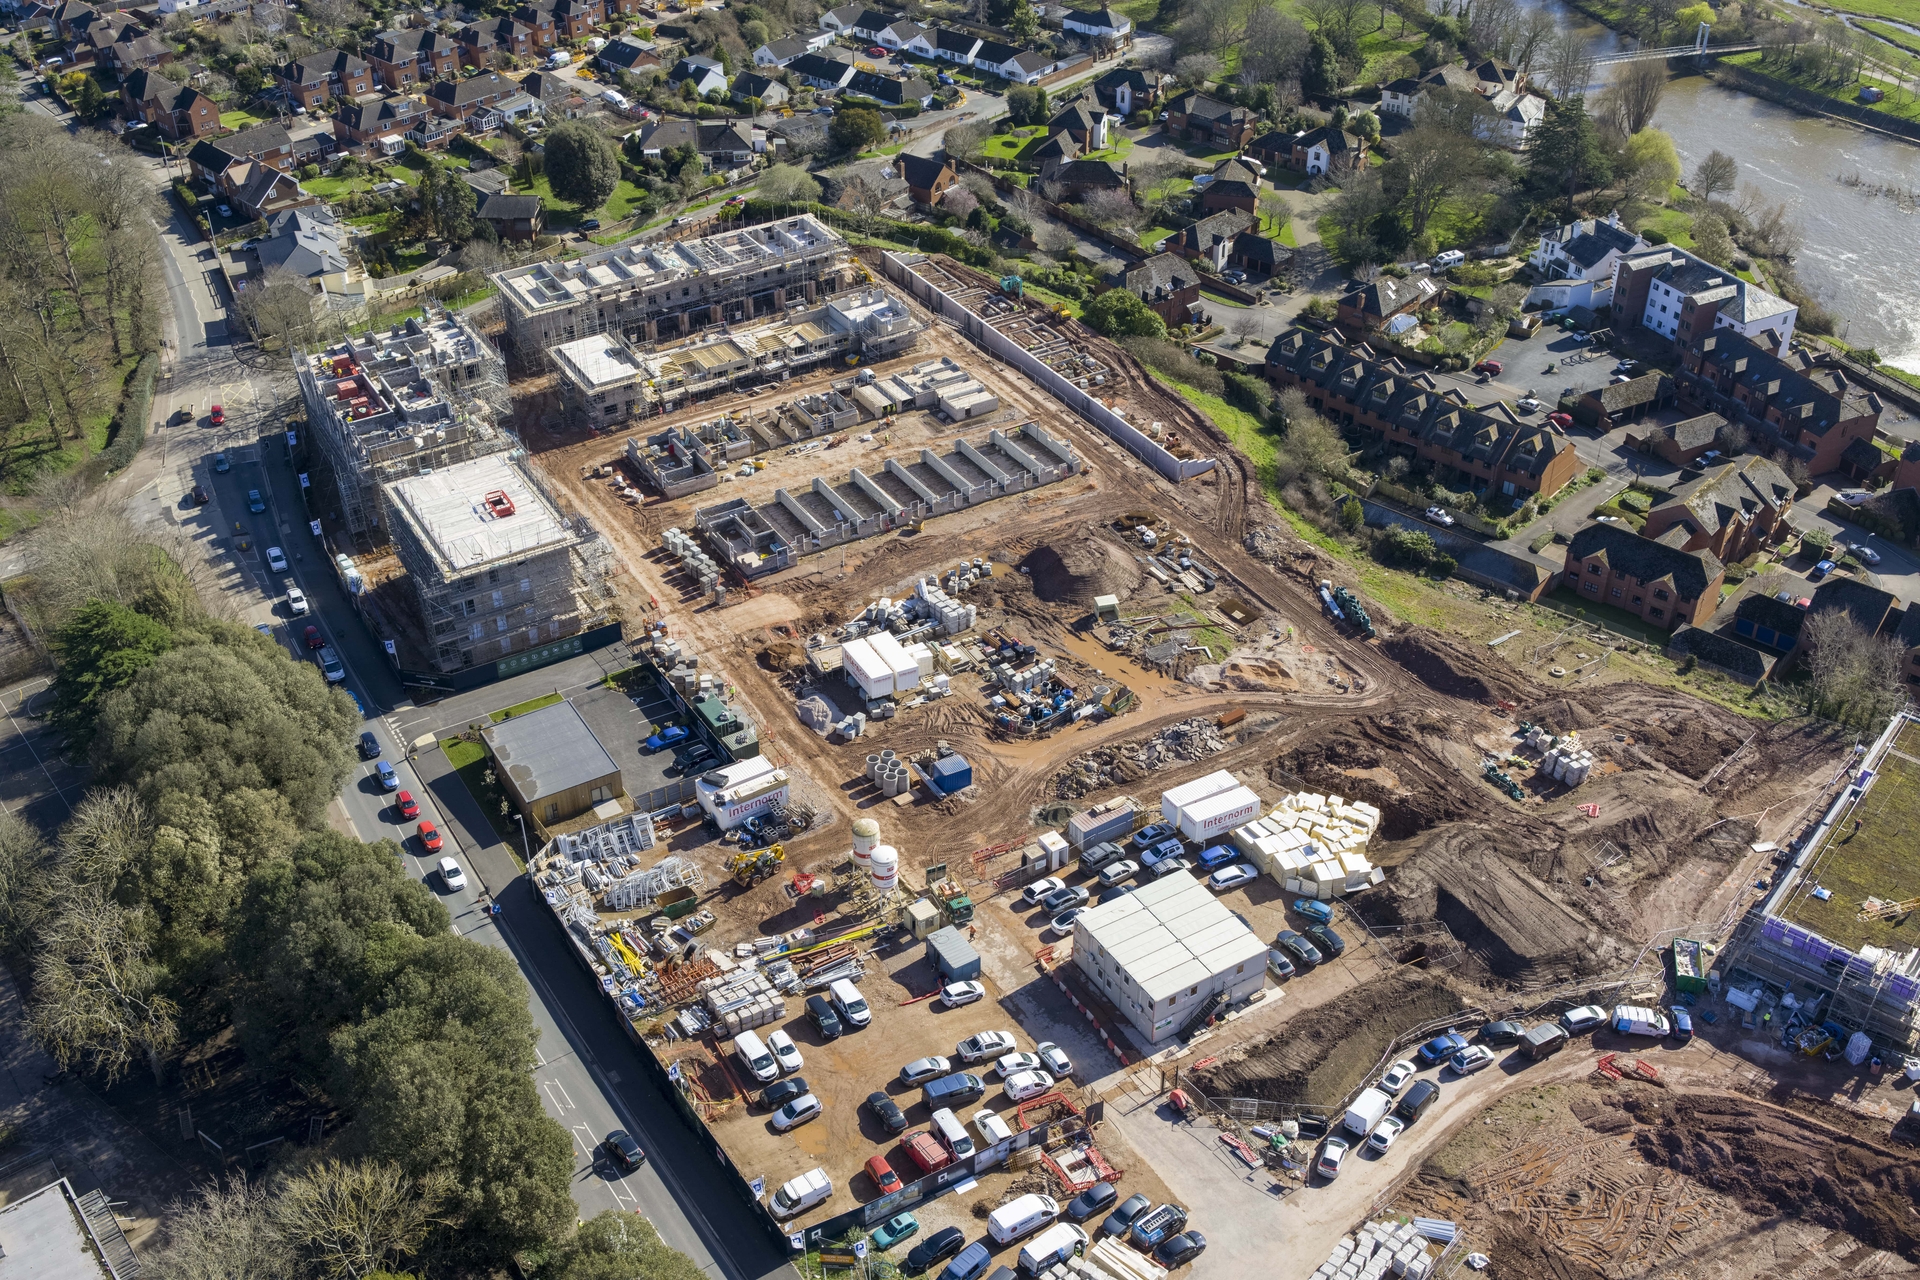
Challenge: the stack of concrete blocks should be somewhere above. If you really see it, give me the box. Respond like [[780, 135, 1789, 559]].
[[915, 577, 979, 635], [700, 967, 789, 1036], [661, 527, 722, 595], [1229, 791, 1384, 900], [937, 558, 994, 598], [1031, 1238, 1167, 1280], [1307, 1222, 1434, 1280]]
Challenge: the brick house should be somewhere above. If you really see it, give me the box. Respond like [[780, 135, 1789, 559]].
[[228, 162, 314, 219], [479, 192, 545, 240], [1627, 412, 1728, 466], [365, 27, 460, 90], [1165, 92, 1257, 150], [515, 0, 603, 45], [1163, 208, 1251, 265], [1335, 276, 1438, 335], [1264, 326, 1584, 501], [900, 153, 956, 206], [1093, 66, 1161, 116], [1731, 592, 1807, 662], [1038, 156, 1124, 198], [1563, 522, 1724, 630], [1196, 158, 1259, 214], [425, 71, 515, 120], [278, 50, 372, 109], [1109, 254, 1204, 328], [121, 68, 220, 140], [1047, 99, 1110, 150], [1640, 454, 1796, 565], [100, 28, 172, 75], [334, 93, 428, 150], [456, 18, 536, 63], [1610, 246, 1797, 356], [1675, 331, 1882, 476], [187, 121, 294, 186]]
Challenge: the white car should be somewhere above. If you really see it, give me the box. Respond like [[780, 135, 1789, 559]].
[[771, 1093, 822, 1131], [1425, 506, 1454, 526], [973, 1107, 1014, 1144], [900, 1055, 952, 1085], [1003, 1069, 1055, 1101], [939, 980, 986, 1008], [1316, 1136, 1350, 1180], [266, 546, 288, 572], [1139, 840, 1186, 870], [957, 1031, 1018, 1064], [1378, 1059, 1417, 1096], [1838, 490, 1872, 507], [1516, 397, 1544, 413], [768, 1029, 803, 1074], [1022, 876, 1066, 906], [1207, 864, 1259, 892], [437, 856, 466, 891], [1368, 1115, 1406, 1154], [1036, 1042, 1073, 1078], [286, 586, 309, 615], [995, 1051, 1043, 1079]]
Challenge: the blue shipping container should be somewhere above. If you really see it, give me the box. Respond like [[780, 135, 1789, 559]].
[[929, 754, 973, 795]]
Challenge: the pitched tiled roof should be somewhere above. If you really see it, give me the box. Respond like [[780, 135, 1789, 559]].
[[1689, 331, 1873, 439], [933, 28, 981, 55], [973, 39, 1021, 65], [1117, 253, 1199, 299], [1031, 131, 1077, 159], [1565, 522, 1723, 601], [1095, 67, 1153, 93], [1668, 625, 1771, 680], [731, 71, 785, 99], [1650, 412, 1725, 451], [284, 48, 368, 82], [1171, 91, 1250, 124], [1167, 208, 1252, 253], [336, 95, 425, 130], [1294, 124, 1360, 155], [1233, 231, 1283, 264], [369, 27, 449, 60], [428, 71, 512, 106], [1591, 371, 1668, 412], [847, 69, 930, 103], [1661, 454, 1795, 534], [1047, 157, 1123, 188], [1341, 275, 1437, 319], [1895, 602, 1920, 651], [1807, 577, 1898, 635], [226, 120, 291, 158], [759, 35, 814, 61], [1841, 437, 1883, 472], [1735, 592, 1807, 640], [481, 193, 543, 219], [900, 153, 953, 190], [1545, 216, 1641, 268], [788, 52, 855, 84]]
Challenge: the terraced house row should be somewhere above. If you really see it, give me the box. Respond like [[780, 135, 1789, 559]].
[[1262, 328, 1583, 501]]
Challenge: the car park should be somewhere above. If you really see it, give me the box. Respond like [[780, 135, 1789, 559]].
[[436, 856, 464, 891], [1417, 1032, 1468, 1065], [266, 546, 288, 572], [924, 1073, 985, 1108], [418, 822, 443, 853], [939, 980, 986, 1007], [1266, 948, 1297, 980], [1049, 907, 1082, 934], [1130, 823, 1173, 850], [1037, 1042, 1073, 1078], [247, 489, 265, 512], [1207, 864, 1259, 892], [905, 1226, 965, 1274], [865, 1153, 903, 1196], [764, 1077, 808, 1110], [1097, 860, 1139, 887], [1425, 505, 1455, 526], [1292, 898, 1334, 923], [1305, 923, 1346, 957], [1129, 1203, 1189, 1249], [1379, 1059, 1417, 1095], [1275, 930, 1323, 968], [1067, 1181, 1117, 1221], [771, 1093, 822, 1130], [1315, 1138, 1349, 1180], [769, 1029, 803, 1072], [1395, 1079, 1439, 1122], [901, 1056, 953, 1085], [287, 587, 308, 615], [1450, 1045, 1496, 1075], [1156, 1231, 1207, 1267], [1367, 1114, 1406, 1153], [957, 1031, 1016, 1063], [1560, 1004, 1608, 1034], [936, 1242, 991, 1280], [871, 1212, 919, 1250], [375, 761, 398, 791], [1481, 1020, 1525, 1045], [602, 1129, 644, 1170], [1022, 876, 1066, 906], [1003, 1070, 1054, 1101], [1041, 885, 1088, 914], [395, 789, 418, 818], [866, 1090, 907, 1133]]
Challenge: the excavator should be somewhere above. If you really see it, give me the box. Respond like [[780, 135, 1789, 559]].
[[730, 843, 786, 887]]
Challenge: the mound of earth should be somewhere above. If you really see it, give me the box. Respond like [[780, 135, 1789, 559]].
[[759, 642, 805, 671], [1269, 714, 1495, 842], [1520, 686, 1845, 789], [1193, 970, 1463, 1106], [1019, 535, 1142, 605], [1381, 627, 1537, 706]]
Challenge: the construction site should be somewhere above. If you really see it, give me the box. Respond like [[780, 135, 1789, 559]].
[[501, 243, 1920, 1279]]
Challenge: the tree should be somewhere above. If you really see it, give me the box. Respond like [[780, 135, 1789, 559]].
[[540, 1212, 708, 1280], [1526, 94, 1611, 216], [755, 162, 819, 204], [1690, 211, 1735, 265], [828, 105, 887, 152], [274, 1161, 454, 1280], [428, 168, 476, 244], [30, 886, 178, 1085], [1598, 58, 1668, 136], [1674, 1, 1715, 34], [1801, 610, 1906, 728], [1174, 52, 1220, 87], [1302, 32, 1341, 98], [50, 600, 174, 750], [1383, 122, 1482, 237], [1082, 289, 1168, 339], [1620, 127, 1680, 197], [145, 1177, 288, 1280], [1541, 30, 1596, 99], [1241, 6, 1311, 86], [1475, 280, 1527, 334], [1715, 418, 1750, 455], [1692, 148, 1737, 203], [1004, 84, 1048, 126], [941, 185, 979, 219], [941, 120, 992, 164], [234, 267, 330, 348], [1007, 0, 1039, 41], [1325, 166, 1393, 265], [543, 122, 621, 211]]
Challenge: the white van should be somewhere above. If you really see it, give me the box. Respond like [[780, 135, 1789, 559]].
[[1017, 1222, 1088, 1275], [734, 1029, 779, 1083], [601, 88, 630, 110], [987, 1192, 1058, 1244], [1432, 249, 1466, 269], [547, 49, 573, 68], [973, 1107, 1014, 1145], [769, 1167, 832, 1219], [929, 1107, 974, 1161], [830, 978, 872, 1028]]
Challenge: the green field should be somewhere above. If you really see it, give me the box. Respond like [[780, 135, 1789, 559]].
[[1859, 18, 1920, 57], [1829, 0, 1920, 25], [1781, 717, 1920, 952], [1724, 51, 1920, 123]]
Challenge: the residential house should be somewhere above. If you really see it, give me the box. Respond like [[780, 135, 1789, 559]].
[[1563, 522, 1725, 630], [1000, 50, 1055, 83], [669, 54, 729, 97], [1730, 592, 1808, 663], [480, 192, 545, 240], [818, 4, 895, 39], [1164, 208, 1251, 266], [1062, 6, 1130, 39], [1627, 412, 1729, 466], [409, 113, 466, 148], [1336, 275, 1438, 335], [1165, 91, 1257, 150], [901, 153, 956, 205], [1379, 76, 1421, 117], [52, 0, 95, 40], [278, 50, 373, 109], [846, 68, 933, 106], [730, 71, 790, 108], [595, 36, 660, 75], [1640, 454, 1797, 564], [788, 51, 856, 89], [1048, 99, 1109, 149], [227, 161, 313, 219], [1039, 155, 1123, 197], [188, 120, 294, 184], [120, 67, 220, 140], [1031, 132, 1079, 164], [425, 71, 515, 120], [1483, 88, 1545, 148], [1472, 57, 1524, 93], [1263, 326, 1585, 501], [455, 17, 535, 63], [518, 69, 571, 103], [874, 17, 925, 48], [1569, 372, 1673, 432], [515, 0, 602, 45], [1675, 330, 1881, 475], [908, 27, 981, 64], [1228, 230, 1286, 277], [334, 93, 429, 151], [1093, 65, 1160, 116], [1291, 125, 1367, 177], [99, 26, 172, 75], [1109, 254, 1205, 328], [1527, 212, 1645, 313], [968, 39, 1022, 77], [754, 33, 828, 65], [1611, 245, 1798, 355], [462, 166, 512, 201], [365, 27, 459, 90], [1196, 157, 1259, 213], [627, 117, 757, 168], [1738, 578, 1902, 674]]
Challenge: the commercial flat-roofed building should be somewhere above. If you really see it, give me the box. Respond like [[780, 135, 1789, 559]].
[[382, 453, 597, 674], [1071, 871, 1266, 1044], [0, 1176, 138, 1279], [482, 699, 624, 830], [492, 215, 850, 363]]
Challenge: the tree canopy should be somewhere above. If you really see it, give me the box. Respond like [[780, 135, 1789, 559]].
[[828, 106, 888, 152], [51, 600, 175, 750], [1082, 289, 1168, 340], [545, 122, 623, 212]]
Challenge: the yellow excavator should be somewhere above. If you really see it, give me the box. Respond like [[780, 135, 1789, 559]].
[[730, 843, 786, 886]]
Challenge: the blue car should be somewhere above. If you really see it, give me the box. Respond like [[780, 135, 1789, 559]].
[[247, 489, 265, 513], [1810, 559, 1835, 581], [1292, 898, 1334, 924], [346, 688, 367, 716], [871, 1212, 919, 1251], [1194, 844, 1238, 871], [1670, 1007, 1694, 1043], [375, 760, 398, 791], [645, 725, 691, 752], [936, 1242, 992, 1280], [1417, 1032, 1468, 1066]]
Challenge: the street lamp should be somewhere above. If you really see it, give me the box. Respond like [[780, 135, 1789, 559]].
[[513, 811, 530, 864]]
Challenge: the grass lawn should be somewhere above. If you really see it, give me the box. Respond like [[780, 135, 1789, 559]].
[[301, 173, 376, 200], [1637, 204, 1696, 249], [489, 691, 563, 722], [1277, 220, 1299, 247], [1860, 18, 1920, 57], [347, 211, 399, 232], [2, 356, 135, 496], [1143, 224, 1179, 250], [220, 110, 266, 129], [1781, 717, 1920, 952], [525, 174, 656, 224], [439, 736, 523, 853], [1724, 51, 1920, 122], [390, 244, 433, 274], [1201, 288, 1250, 308]]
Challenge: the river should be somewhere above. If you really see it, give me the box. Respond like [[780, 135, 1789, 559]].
[[1515, 0, 1920, 374]]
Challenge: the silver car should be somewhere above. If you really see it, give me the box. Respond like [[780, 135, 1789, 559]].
[[900, 1055, 952, 1085]]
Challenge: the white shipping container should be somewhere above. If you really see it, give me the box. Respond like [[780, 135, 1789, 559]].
[[840, 637, 892, 698], [1175, 785, 1263, 840], [1160, 770, 1240, 825]]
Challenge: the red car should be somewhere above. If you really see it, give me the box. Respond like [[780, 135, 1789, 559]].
[[867, 45, 886, 56], [418, 820, 443, 852], [210, 404, 224, 425], [304, 625, 324, 649], [396, 790, 419, 820], [1546, 411, 1573, 428], [1472, 360, 1502, 376]]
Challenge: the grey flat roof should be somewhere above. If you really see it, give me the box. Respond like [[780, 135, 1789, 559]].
[[484, 700, 620, 800], [0, 1182, 113, 1280]]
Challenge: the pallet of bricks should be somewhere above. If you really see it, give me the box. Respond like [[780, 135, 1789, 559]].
[[1033, 1236, 1168, 1280], [700, 966, 789, 1036], [1308, 1219, 1444, 1280]]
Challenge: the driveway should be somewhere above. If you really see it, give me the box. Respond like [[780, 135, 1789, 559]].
[[1786, 481, 1920, 607]]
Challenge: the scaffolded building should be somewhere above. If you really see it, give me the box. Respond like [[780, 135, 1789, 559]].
[[294, 305, 510, 540]]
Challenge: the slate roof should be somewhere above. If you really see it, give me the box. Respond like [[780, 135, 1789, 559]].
[[1564, 522, 1723, 601], [598, 37, 661, 69], [1807, 577, 1898, 635], [1661, 454, 1795, 533], [1064, 6, 1127, 29], [1895, 601, 1920, 651], [226, 120, 292, 159], [900, 153, 953, 190], [1294, 124, 1361, 156], [1667, 625, 1771, 680], [427, 71, 512, 107], [458, 17, 534, 49], [788, 52, 855, 85], [1233, 231, 1284, 264], [1170, 91, 1252, 125], [1115, 253, 1200, 300], [973, 39, 1021, 66], [1048, 100, 1105, 134], [123, 66, 182, 102], [1044, 157, 1123, 188], [336, 95, 426, 131], [1166, 208, 1252, 253], [368, 27, 451, 60], [1592, 371, 1668, 412], [186, 137, 243, 173], [1688, 331, 1873, 439], [1542, 216, 1642, 269], [1005, 51, 1054, 76], [1649, 412, 1725, 451], [1341, 275, 1437, 319], [1031, 131, 1078, 160], [932, 28, 981, 55], [258, 207, 345, 276], [283, 48, 368, 83], [846, 69, 931, 103], [1734, 592, 1807, 641], [731, 71, 787, 100], [758, 35, 815, 62], [1417, 63, 1479, 91], [1094, 67, 1154, 95], [480, 193, 544, 220]]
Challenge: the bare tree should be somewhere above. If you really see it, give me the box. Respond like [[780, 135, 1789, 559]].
[[146, 1177, 290, 1280], [1715, 418, 1751, 455], [941, 120, 992, 164], [1691, 149, 1738, 203], [1510, 8, 1559, 72], [1077, 186, 1146, 232], [1800, 610, 1907, 728], [274, 1162, 455, 1280], [1542, 31, 1598, 98], [1228, 309, 1263, 346], [1174, 52, 1221, 86], [1599, 58, 1668, 134], [30, 888, 178, 1085], [1384, 122, 1484, 236], [1243, 3, 1313, 85]]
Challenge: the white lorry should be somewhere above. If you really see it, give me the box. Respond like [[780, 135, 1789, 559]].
[[1343, 1087, 1394, 1137]]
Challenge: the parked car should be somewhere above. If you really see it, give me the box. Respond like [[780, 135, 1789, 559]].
[[645, 725, 690, 752], [1614, 359, 1640, 373], [1810, 559, 1836, 581], [1472, 360, 1503, 375], [1022, 876, 1066, 906], [305, 624, 325, 649], [1481, 1020, 1526, 1045], [1129, 1204, 1188, 1249], [1041, 885, 1089, 914], [214, 451, 231, 472], [764, 1077, 808, 1111], [1517, 397, 1544, 413], [1222, 268, 1247, 284], [1395, 1079, 1439, 1122], [1139, 840, 1185, 870], [1129, 823, 1174, 850], [994, 1051, 1042, 1079], [1315, 1137, 1350, 1180], [1049, 907, 1082, 934], [1547, 411, 1574, 428], [210, 404, 225, 425], [957, 1031, 1017, 1064], [936, 1242, 991, 1280], [602, 1129, 644, 1171], [247, 489, 265, 513], [1194, 844, 1239, 871], [1097, 884, 1135, 904], [807, 993, 842, 1038], [1275, 930, 1323, 968], [1097, 860, 1139, 887], [191, 482, 209, 505], [266, 546, 288, 572], [771, 1093, 822, 1131], [1669, 1007, 1694, 1044], [1416, 1032, 1468, 1066], [1379, 1059, 1417, 1095], [1002, 1070, 1054, 1101], [1037, 1042, 1073, 1078], [866, 1090, 907, 1133], [1850, 542, 1882, 564], [1156, 1232, 1207, 1267], [1101, 1193, 1151, 1238], [871, 1211, 919, 1250], [1838, 490, 1872, 506], [1425, 506, 1455, 526], [1291, 898, 1334, 923], [1266, 948, 1296, 980], [1449, 1045, 1497, 1075], [769, 1029, 803, 1073], [904, 1226, 965, 1274], [1305, 924, 1346, 958], [582, 218, 601, 230], [436, 856, 464, 891], [901, 1056, 953, 1086], [1206, 863, 1258, 892], [318, 647, 345, 683], [287, 586, 308, 615], [1367, 1116, 1406, 1154], [939, 981, 986, 1008], [395, 789, 419, 819], [865, 1153, 903, 1196], [1561, 1004, 1609, 1034], [375, 760, 398, 791], [418, 821, 443, 853]]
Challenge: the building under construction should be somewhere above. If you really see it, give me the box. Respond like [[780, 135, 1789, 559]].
[[549, 288, 921, 427], [382, 452, 604, 675], [1723, 710, 1920, 1051], [294, 305, 511, 542], [492, 215, 854, 364]]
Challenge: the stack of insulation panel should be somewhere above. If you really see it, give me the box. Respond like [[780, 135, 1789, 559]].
[[1307, 1220, 1437, 1280], [1229, 791, 1384, 899], [699, 968, 788, 1035], [915, 578, 979, 635]]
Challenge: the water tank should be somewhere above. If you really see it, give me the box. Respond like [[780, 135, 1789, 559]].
[[852, 818, 880, 871], [870, 846, 899, 892]]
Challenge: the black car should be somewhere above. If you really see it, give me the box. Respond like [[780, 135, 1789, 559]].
[[1305, 924, 1346, 958], [866, 1090, 908, 1134], [1480, 1020, 1526, 1045], [807, 993, 842, 1039], [904, 1226, 966, 1274], [1067, 1180, 1118, 1222], [191, 482, 210, 505], [1097, 884, 1134, 904], [602, 1129, 644, 1171], [763, 1077, 809, 1111], [1101, 1193, 1151, 1238], [1395, 1079, 1439, 1123], [1275, 930, 1324, 968], [358, 731, 381, 760], [1155, 1231, 1207, 1267]]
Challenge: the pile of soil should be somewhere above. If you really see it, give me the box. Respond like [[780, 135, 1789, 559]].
[[1381, 627, 1537, 706], [1020, 534, 1143, 606], [1269, 714, 1496, 842], [1194, 971, 1463, 1106], [759, 641, 805, 671]]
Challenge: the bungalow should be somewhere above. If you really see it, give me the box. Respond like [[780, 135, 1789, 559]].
[[627, 117, 757, 168], [1047, 99, 1109, 149], [425, 71, 516, 120], [874, 17, 925, 48], [968, 38, 1021, 73], [1627, 412, 1728, 467], [334, 93, 429, 149], [1563, 522, 1724, 630], [120, 67, 220, 140], [1640, 454, 1797, 565], [277, 49, 373, 110], [1062, 6, 1131, 39], [754, 32, 829, 65], [1570, 372, 1673, 432], [1195, 157, 1259, 213], [730, 71, 790, 108], [788, 51, 856, 90], [669, 54, 729, 97], [1335, 276, 1438, 335], [1000, 50, 1055, 84], [908, 27, 981, 64], [1110, 253, 1205, 328], [846, 69, 933, 108], [455, 17, 535, 63], [819, 4, 895, 39], [1039, 155, 1123, 197], [365, 27, 459, 91], [596, 37, 661, 74], [1092, 66, 1160, 116], [479, 192, 545, 241], [1165, 91, 1257, 150], [901, 153, 956, 205]]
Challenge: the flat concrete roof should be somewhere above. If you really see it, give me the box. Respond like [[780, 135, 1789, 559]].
[[385, 453, 575, 575], [484, 700, 620, 801], [0, 1182, 113, 1280], [552, 335, 648, 392]]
